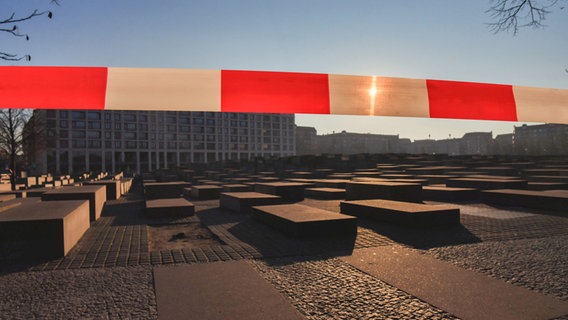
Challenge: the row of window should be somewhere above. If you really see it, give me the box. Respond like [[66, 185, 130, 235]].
[[46, 110, 293, 123], [49, 139, 293, 151]]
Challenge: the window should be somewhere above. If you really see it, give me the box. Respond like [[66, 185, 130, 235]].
[[72, 140, 86, 148], [126, 123, 136, 130], [87, 112, 101, 120], [72, 121, 86, 129], [88, 121, 101, 129], [59, 110, 68, 118], [59, 120, 68, 128], [123, 113, 136, 122], [124, 132, 136, 140], [72, 131, 86, 139], [87, 131, 101, 139], [60, 130, 68, 138], [71, 111, 85, 119], [88, 140, 101, 148]]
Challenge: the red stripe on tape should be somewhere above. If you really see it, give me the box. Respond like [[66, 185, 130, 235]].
[[221, 70, 330, 114], [427, 80, 517, 121], [0, 66, 107, 109]]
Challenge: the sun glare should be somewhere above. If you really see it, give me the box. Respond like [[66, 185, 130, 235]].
[[369, 76, 378, 115]]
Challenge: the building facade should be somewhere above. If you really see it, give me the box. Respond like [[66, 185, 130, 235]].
[[27, 110, 295, 175], [513, 124, 568, 156]]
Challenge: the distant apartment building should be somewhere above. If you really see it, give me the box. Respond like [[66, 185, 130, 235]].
[[295, 126, 318, 155], [493, 133, 514, 155], [513, 124, 568, 156], [25, 110, 295, 175], [296, 128, 400, 155], [460, 132, 493, 155]]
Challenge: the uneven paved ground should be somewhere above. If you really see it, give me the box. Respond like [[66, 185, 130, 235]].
[[1, 188, 568, 319]]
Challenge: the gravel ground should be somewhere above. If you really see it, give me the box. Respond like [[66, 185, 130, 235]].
[[426, 235, 568, 301], [250, 256, 458, 320], [0, 266, 157, 320]]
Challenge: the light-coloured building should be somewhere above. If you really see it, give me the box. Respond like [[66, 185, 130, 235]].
[[26, 110, 295, 175]]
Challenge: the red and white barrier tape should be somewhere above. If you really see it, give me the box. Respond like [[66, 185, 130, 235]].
[[1, 66, 567, 123]]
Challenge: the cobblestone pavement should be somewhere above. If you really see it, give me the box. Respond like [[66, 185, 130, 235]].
[[0, 266, 157, 320], [1, 190, 568, 319], [426, 234, 568, 301], [250, 257, 457, 320]]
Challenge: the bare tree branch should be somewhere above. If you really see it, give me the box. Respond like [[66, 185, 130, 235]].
[[486, 0, 564, 35], [1, 2, 58, 62]]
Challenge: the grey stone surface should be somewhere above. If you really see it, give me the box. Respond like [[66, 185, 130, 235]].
[[427, 235, 568, 301], [251, 257, 457, 320], [0, 266, 157, 319], [154, 261, 304, 320], [343, 246, 568, 320]]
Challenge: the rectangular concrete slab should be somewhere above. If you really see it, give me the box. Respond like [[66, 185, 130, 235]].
[[341, 199, 460, 226], [305, 187, 346, 200], [153, 261, 305, 320], [41, 185, 106, 222], [190, 185, 222, 200], [254, 182, 310, 201], [221, 184, 253, 192], [481, 189, 568, 212], [446, 178, 527, 190], [342, 246, 568, 320], [345, 181, 423, 202], [251, 203, 357, 237], [83, 180, 121, 200], [144, 181, 192, 199], [423, 185, 480, 202], [220, 192, 281, 213], [145, 198, 195, 218], [0, 198, 90, 258]]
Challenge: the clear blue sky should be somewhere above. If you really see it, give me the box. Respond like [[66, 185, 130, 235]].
[[3, 0, 567, 140]]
